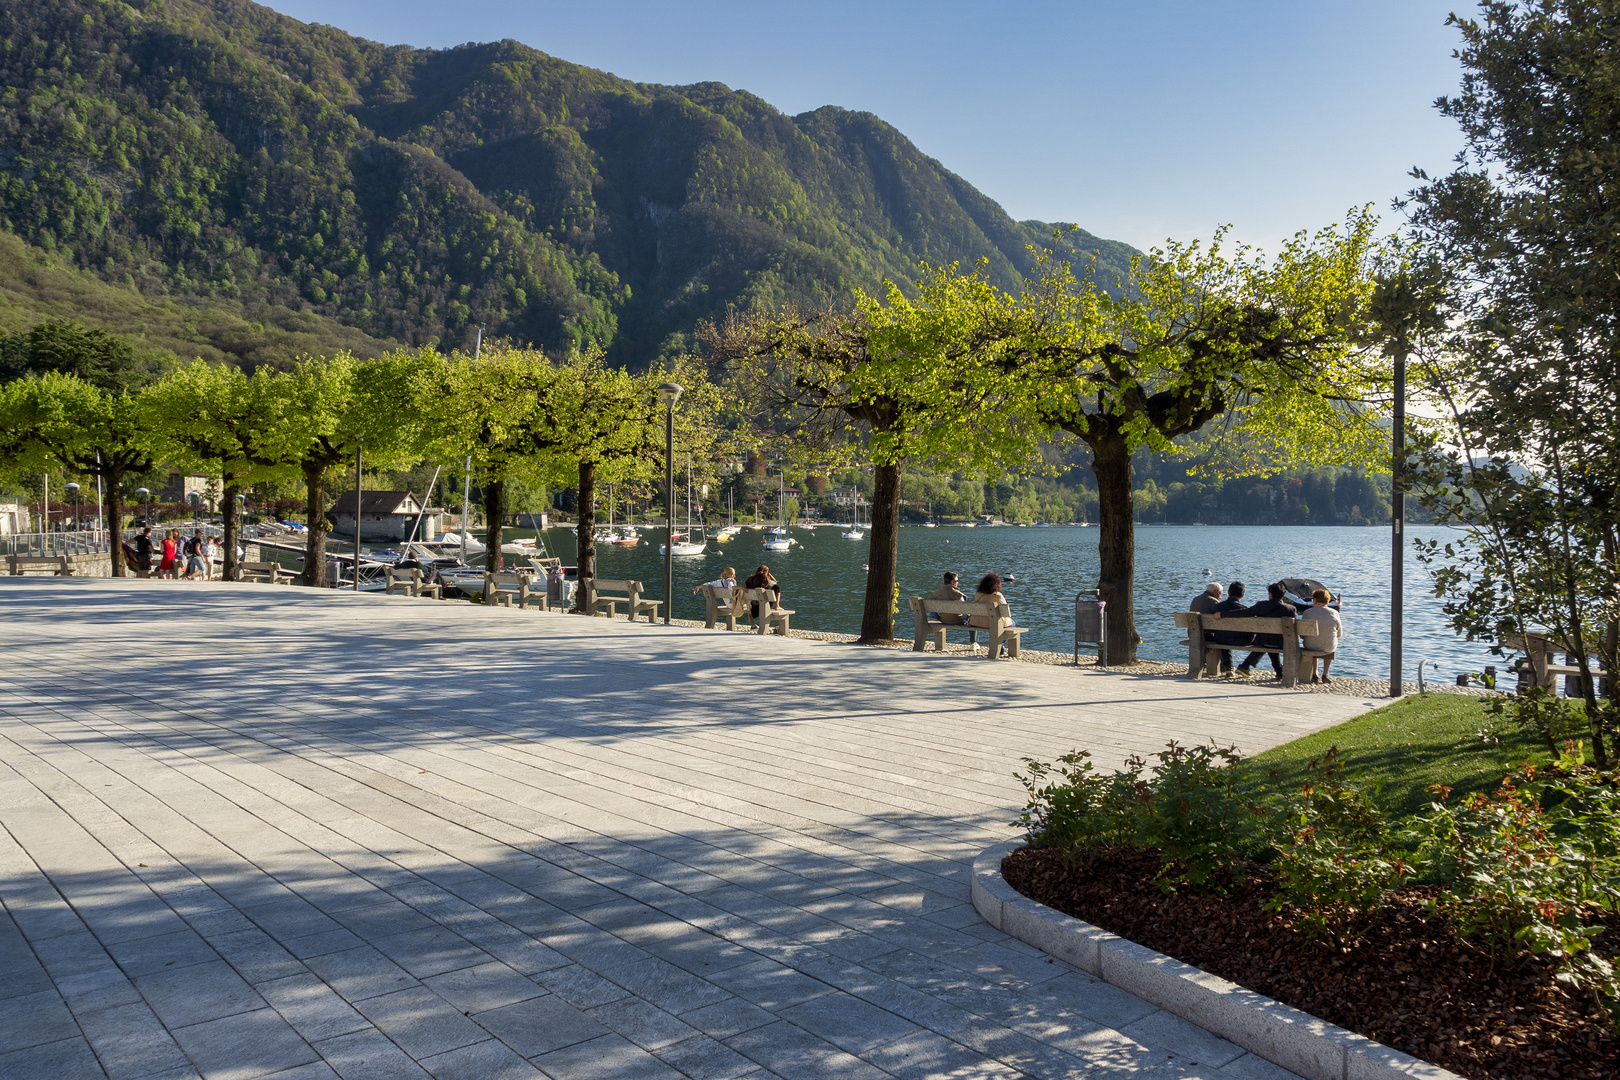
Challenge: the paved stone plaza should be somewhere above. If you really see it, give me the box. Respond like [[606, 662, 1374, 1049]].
[[0, 579, 1374, 1080]]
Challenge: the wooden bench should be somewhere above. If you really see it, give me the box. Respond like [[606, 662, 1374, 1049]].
[[580, 576, 661, 623], [385, 567, 443, 599], [1174, 612, 1306, 687], [699, 584, 742, 630], [741, 587, 795, 635], [237, 561, 293, 585], [1503, 631, 1610, 693], [909, 597, 1025, 659], [7, 555, 73, 576], [484, 571, 546, 611]]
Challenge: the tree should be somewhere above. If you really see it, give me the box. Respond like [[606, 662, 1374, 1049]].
[[0, 320, 150, 393], [264, 353, 427, 587], [143, 363, 298, 580], [418, 347, 569, 571], [1401, 1, 1620, 762], [1012, 215, 1390, 662], [707, 267, 1047, 641], [0, 372, 159, 572]]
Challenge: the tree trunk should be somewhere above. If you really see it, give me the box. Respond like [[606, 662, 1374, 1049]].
[[107, 468, 126, 576], [859, 461, 903, 642], [1091, 434, 1138, 664], [301, 460, 329, 587], [577, 460, 597, 584], [222, 477, 240, 582], [483, 477, 504, 574]]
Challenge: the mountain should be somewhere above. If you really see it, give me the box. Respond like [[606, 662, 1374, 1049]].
[[0, 0, 1136, 368]]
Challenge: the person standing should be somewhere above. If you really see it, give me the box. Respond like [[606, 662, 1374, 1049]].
[[184, 530, 207, 580], [1298, 588, 1344, 684], [159, 529, 178, 579], [134, 527, 154, 579], [1236, 582, 1298, 677]]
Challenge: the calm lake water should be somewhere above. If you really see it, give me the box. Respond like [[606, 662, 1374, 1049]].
[[511, 523, 1487, 682]]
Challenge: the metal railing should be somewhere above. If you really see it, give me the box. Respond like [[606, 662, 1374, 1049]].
[[0, 531, 112, 557]]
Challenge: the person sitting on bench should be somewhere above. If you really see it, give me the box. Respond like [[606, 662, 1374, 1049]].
[[745, 565, 783, 618], [692, 566, 738, 595], [1235, 582, 1298, 677], [969, 573, 1014, 657], [1210, 581, 1255, 673], [1297, 589, 1344, 684], [1189, 581, 1230, 673], [928, 572, 968, 624]]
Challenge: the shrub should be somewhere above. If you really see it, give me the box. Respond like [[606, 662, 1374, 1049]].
[[1410, 776, 1615, 1006], [1265, 747, 1411, 942], [1136, 741, 1268, 895], [1013, 750, 1143, 852]]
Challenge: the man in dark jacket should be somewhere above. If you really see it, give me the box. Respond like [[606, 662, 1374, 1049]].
[[1236, 582, 1299, 676], [1210, 581, 1254, 675], [133, 527, 154, 579]]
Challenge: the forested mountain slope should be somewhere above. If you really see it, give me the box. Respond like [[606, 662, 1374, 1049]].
[[0, 0, 1134, 366]]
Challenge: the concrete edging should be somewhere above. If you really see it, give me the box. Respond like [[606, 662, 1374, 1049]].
[[973, 841, 1461, 1080]]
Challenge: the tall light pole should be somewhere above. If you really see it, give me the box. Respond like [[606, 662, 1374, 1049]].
[[656, 382, 683, 625], [136, 487, 151, 528], [65, 482, 80, 551], [353, 446, 363, 592], [1390, 340, 1406, 698]]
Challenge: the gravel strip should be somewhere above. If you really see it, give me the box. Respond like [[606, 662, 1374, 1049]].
[[650, 614, 1493, 699]]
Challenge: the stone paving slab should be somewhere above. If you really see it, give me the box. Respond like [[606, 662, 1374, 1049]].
[[0, 579, 1377, 1079]]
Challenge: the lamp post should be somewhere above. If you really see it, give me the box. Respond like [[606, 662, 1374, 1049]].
[[656, 382, 683, 625], [136, 487, 151, 528], [64, 483, 80, 552]]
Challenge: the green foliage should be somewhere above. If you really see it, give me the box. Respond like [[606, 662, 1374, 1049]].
[[1265, 748, 1410, 942], [1013, 750, 1144, 852], [0, 0, 1132, 366], [1410, 776, 1616, 1001], [1136, 742, 1268, 895], [0, 319, 146, 392]]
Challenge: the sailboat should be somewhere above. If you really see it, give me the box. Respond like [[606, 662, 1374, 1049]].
[[841, 491, 864, 540], [762, 472, 793, 551], [660, 470, 707, 556], [714, 487, 741, 542], [923, 500, 938, 528]]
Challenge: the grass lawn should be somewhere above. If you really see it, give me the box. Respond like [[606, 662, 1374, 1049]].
[[1242, 692, 1554, 819]]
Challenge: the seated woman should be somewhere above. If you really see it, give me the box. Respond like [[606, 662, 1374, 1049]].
[[744, 565, 783, 618], [692, 566, 738, 595], [969, 573, 1015, 656]]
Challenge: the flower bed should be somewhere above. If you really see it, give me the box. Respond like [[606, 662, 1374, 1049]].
[[1003, 845, 1615, 1080], [1007, 739, 1620, 1080]]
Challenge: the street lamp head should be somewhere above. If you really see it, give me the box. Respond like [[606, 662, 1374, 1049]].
[[64, 482, 80, 494], [656, 382, 683, 408], [136, 488, 150, 498]]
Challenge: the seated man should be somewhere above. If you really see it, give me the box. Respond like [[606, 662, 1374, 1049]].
[[928, 572, 968, 624], [1209, 581, 1254, 674], [1189, 581, 1232, 673], [1236, 582, 1298, 676]]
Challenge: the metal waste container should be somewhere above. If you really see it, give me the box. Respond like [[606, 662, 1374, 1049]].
[[1075, 591, 1106, 669]]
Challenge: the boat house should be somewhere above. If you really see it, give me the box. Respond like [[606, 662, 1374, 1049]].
[[327, 491, 443, 542]]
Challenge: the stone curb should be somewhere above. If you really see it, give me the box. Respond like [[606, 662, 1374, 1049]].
[[972, 841, 1462, 1080]]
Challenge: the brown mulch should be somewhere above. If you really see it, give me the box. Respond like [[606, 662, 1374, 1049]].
[[1002, 846, 1618, 1080]]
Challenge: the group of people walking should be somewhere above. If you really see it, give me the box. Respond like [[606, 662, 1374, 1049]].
[[128, 527, 223, 580], [1191, 580, 1343, 683]]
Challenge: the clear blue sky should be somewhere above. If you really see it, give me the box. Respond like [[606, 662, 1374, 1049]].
[[263, 0, 1464, 253]]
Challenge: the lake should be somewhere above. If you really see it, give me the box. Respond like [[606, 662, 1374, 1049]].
[[515, 523, 1487, 682]]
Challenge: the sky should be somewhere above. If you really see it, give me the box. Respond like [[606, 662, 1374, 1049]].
[[263, 0, 1467, 253]]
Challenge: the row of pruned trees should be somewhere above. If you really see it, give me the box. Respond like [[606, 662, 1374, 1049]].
[[709, 210, 1400, 659], [0, 346, 727, 587]]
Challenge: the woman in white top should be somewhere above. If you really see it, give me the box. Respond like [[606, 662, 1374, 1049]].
[[969, 572, 1014, 656]]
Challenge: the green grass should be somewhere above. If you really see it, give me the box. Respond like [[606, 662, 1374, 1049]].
[[1241, 693, 1552, 820]]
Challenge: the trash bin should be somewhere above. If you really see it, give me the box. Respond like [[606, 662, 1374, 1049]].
[[1075, 592, 1106, 669]]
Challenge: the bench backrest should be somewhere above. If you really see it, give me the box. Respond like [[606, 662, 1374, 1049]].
[[239, 561, 281, 574], [582, 576, 642, 596], [1174, 612, 1300, 635], [485, 571, 526, 588], [741, 587, 787, 615], [910, 597, 1010, 622], [389, 567, 426, 582]]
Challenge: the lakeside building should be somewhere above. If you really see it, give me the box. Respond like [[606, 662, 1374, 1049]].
[[326, 491, 443, 542]]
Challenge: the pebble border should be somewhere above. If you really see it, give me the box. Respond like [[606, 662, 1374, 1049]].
[[972, 841, 1461, 1080]]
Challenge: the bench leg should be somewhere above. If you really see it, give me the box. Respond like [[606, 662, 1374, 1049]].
[[775, 615, 789, 636], [1204, 649, 1222, 678], [931, 630, 945, 652], [1007, 634, 1020, 659]]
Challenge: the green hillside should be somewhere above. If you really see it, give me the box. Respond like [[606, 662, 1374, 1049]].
[[0, 0, 1135, 367]]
